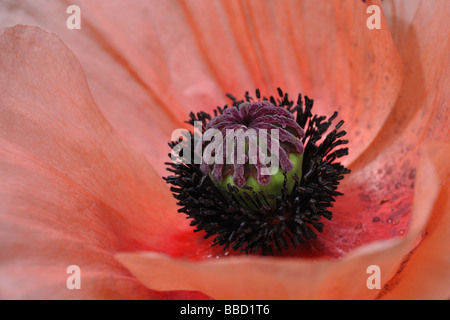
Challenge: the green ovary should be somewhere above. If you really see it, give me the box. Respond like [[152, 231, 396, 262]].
[[214, 153, 303, 209]]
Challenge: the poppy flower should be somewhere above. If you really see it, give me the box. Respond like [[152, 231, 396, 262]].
[[0, 0, 448, 299]]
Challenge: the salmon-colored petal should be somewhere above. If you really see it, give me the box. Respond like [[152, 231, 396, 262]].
[[0, 140, 150, 299], [160, 0, 403, 166], [116, 141, 449, 299], [151, 0, 406, 261], [329, 0, 450, 256], [0, 0, 185, 176], [382, 0, 421, 46], [115, 1, 449, 294], [252, 0, 450, 258], [97, 0, 403, 165], [380, 143, 450, 299], [0, 0, 403, 173], [390, 9, 450, 289], [0, 25, 191, 298], [0, 0, 407, 261]]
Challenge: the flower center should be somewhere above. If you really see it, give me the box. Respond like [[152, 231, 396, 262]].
[[200, 101, 304, 192], [197, 101, 306, 209], [164, 89, 350, 255]]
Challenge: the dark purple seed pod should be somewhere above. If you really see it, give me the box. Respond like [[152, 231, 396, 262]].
[[200, 100, 304, 188]]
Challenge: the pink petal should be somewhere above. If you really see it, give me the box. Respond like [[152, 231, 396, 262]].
[[380, 143, 450, 299], [329, 0, 450, 257], [0, 0, 187, 176], [117, 140, 448, 299], [1, 0, 403, 173], [178, 0, 403, 166], [116, 0, 450, 298], [0, 25, 189, 298]]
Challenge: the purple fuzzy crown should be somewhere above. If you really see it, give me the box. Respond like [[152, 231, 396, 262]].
[[200, 101, 304, 187]]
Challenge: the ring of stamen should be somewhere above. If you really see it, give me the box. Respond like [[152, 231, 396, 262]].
[[164, 88, 350, 255]]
